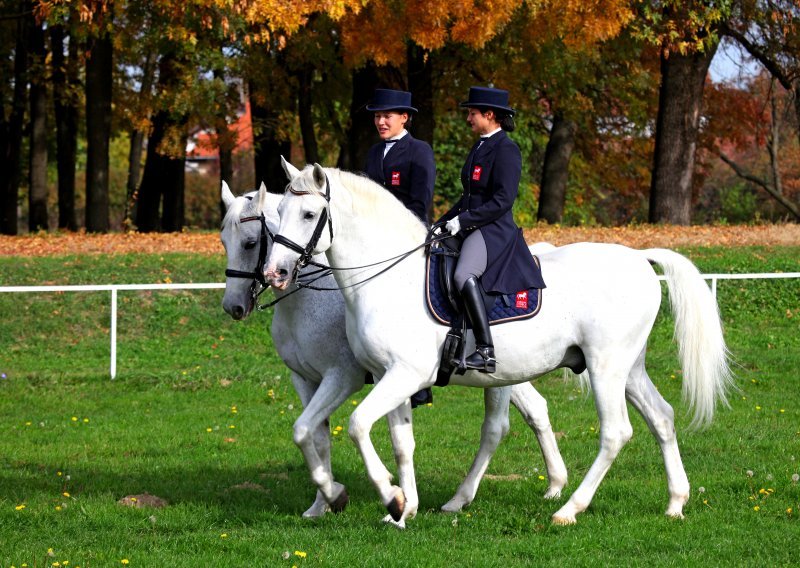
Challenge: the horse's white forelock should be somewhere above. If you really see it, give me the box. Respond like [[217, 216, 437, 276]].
[[221, 191, 257, 230]]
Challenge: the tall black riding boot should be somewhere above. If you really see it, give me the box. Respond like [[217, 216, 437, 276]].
[[461, 276, 496, 373]]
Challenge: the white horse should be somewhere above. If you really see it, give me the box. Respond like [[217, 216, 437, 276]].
[[265, 162, 734, 526], [220, 181, 567, 523]]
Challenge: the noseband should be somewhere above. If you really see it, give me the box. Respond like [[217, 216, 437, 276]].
[[272, 173, 333, 270]]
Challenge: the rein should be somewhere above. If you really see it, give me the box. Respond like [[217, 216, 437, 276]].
[[271, 172, 450, 292]]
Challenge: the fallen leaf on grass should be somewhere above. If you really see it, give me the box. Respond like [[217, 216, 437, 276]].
[[484, 474, 525, 481]]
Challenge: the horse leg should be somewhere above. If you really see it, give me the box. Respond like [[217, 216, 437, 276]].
[[509, 381, 568, 499], [441, 387, 511, 513], [552, 367, 633, 525], [291, 370, 359, 516], [348, 363, 426, 525], [625, 352, 690, 519], [381, 399, 419, 528]]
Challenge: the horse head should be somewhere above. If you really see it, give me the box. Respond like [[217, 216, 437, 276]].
[[265, 159, 334, 290], [220, 180, 280, 320]]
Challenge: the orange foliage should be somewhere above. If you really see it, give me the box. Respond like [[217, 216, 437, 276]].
[[526, 0, 634, 49], [1, 225, 797, 257]]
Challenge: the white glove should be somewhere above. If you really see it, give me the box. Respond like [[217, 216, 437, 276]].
[[445, 217, 461, 235]]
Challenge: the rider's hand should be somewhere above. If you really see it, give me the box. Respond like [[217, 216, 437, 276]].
[[445, 217, 461, 235]]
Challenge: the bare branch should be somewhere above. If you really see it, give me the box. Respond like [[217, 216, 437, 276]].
[[718, 151, 800, 219]]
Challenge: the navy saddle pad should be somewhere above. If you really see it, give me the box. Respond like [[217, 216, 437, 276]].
[[425, 242, 543, 327]]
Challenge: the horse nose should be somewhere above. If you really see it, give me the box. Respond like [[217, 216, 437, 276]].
[[265, 267, 290, 289], [223, 300, 246, 320]]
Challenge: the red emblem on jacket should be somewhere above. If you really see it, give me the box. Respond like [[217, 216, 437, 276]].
[[472, 165, 482, 181], [391, 171, 401, 186], [515, 290, 528, 309]]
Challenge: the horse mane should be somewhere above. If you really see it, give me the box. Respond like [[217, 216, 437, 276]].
[[293, 167, 427, 238], [221, 191, 257, 230]]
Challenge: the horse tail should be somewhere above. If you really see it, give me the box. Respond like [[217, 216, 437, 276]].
[[642, 248, 734, 429]]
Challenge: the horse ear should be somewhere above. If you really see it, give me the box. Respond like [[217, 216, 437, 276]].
[[256, 181, 269, 212], [221, 181, 235, 209], [281, 155, 301, 180], [312, 163, 326, 190]]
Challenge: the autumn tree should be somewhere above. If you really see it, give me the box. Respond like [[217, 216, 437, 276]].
[[28, 5, 48, 231], [721, 0, 800, 148], [0, 0, 30, 235], [84, 0, 114, 232], [633, 1, 730, 225], [703, 72, 800, 220], [50, 7, 81, 231]]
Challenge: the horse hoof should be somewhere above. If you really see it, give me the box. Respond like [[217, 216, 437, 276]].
[[386, 490, 406, 522], [551, 514, 577, 526], [440, 499, 466, 513], [543, 487, 563, 500], [330, 488, 349, 514]]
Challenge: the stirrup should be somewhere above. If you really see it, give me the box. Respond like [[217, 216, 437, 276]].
[[464, 346, 496, 373]]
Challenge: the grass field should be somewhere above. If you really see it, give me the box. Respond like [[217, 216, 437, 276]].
[[0, 246, 798, 567]]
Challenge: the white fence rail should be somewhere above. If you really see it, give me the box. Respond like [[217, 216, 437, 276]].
[[1, 273, 798, 379]]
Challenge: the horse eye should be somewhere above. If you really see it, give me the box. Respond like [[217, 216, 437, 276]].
[[304, 211, 315, 221], [244, 240, 257, 250]]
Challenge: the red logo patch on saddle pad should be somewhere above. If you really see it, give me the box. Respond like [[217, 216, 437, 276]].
[[515, 290, 528, 309], [391, 171, 401, 186]]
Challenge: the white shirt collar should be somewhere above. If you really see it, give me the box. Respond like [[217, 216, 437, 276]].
[[481, 127, 503, 139], [386, 129, 409, 143]]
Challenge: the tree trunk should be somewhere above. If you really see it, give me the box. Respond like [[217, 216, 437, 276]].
[[160, 146, 186, 232], [537, 112, 577, 224], [407, 42, 434, 146], [28, 16, 48, 231], [346, 63, 380, 172], [297, 68, 320, 164], [125, 52, 156, 229], [136, 54, 188, 232], [51, 23, 79, 231], [85, 30, 113, 232], [0, 0, 30, 235], [134, 111, 166, 232], [250, 83, 291, 193], [649, 43, 718, 224]]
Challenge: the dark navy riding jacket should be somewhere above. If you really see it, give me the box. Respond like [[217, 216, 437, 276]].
[[364, 134, 435, 223], [439, 130, 546, 294]]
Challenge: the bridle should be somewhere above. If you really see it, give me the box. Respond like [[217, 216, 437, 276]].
[[223, 190, 334, 311], [225, 212, 272, 285], [223, 201, 277, 310], [272, 171, 450, 293], [271, 173, 334, 270]]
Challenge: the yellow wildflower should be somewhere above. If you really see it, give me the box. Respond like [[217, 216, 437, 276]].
[[294, 551, 307, 558], [15, 504, 25, 511]]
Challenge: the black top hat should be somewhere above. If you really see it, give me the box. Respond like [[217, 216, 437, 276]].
[[366, 89, 418, 113], [459, 86, 515, 115]]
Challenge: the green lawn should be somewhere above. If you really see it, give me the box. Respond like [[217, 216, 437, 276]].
[[0, 246, 798, 567]]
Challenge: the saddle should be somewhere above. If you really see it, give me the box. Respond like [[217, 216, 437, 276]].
[[425, 231, 543, 385]]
